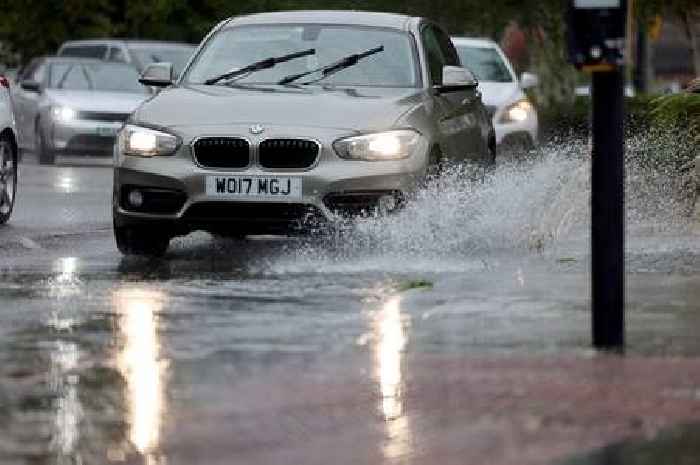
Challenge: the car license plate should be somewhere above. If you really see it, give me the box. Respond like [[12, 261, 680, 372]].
[[96, 126, 117, 137], [206, 176, 302, 199]]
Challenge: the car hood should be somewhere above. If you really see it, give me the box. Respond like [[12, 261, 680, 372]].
[[133, 85, 425, 131], [476, 81, 524, 109], [45, 89, 149, 113]]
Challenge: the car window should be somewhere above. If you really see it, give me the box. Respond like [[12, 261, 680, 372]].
[[433, 27, 460, 67], [108, 47, 127, 63], [19, 59, 40, 82], [49, 64, 90, 90], [59, 45, 108, 60], [84, 63, 145, 92], [454, 46, 513, 83], [127, 45, 195, 77], [185, 25, 418, 88], [32, 63, 47, 85], [421, 26, 448, 85], [46, 62, 147, 93]]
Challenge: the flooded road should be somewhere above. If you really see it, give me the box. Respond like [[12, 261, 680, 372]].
[[1, 149, 699, 465]]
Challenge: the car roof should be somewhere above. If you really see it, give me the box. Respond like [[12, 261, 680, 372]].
[[450, 37, 500, 49], [59, 39, 195, 48], [226, 10, 415, 30]]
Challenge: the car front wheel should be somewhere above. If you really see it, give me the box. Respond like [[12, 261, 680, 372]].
[[114, 223, 170, 256], [0, 135, 17, 224]]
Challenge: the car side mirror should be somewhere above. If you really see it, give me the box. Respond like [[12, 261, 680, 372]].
[[520, 72, 539, 89], [139, 62, 173, 87], [20, 79, 41, 93], [436, 65, 478, 93]]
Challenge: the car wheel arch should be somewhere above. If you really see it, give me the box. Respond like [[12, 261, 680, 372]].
[[0, 128, 18, 156]]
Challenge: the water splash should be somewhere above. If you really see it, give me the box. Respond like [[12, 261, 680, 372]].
[[269, 132, 694, 274]]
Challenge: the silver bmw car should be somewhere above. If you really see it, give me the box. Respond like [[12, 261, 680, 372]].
[[114, 11, 495, 255]]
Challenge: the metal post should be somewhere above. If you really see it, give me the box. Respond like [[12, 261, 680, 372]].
[[591, 69, 625, 350], [633, 22, 649, 94]]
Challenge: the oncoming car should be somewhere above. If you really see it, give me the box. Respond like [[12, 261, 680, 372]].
[[0, 74, 18, 224], [13, 58, 150, 164], [451, 37, 539, 150], [113, 11, 495, 256]]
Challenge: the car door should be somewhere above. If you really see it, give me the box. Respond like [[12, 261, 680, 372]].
[[13, 59, 46, 149], [421, 24, 484, 162]]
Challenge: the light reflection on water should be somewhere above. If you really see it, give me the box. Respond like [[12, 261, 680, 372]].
[[46, 257, 84, 463], [56, 173, 76, 193], [113, 288, 168, 463], [49, 257, 82, 300], [374, 296, 413, 460], [50, 340, 82, 462]]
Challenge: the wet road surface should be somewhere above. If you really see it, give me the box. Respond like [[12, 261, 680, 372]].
[[1, 153, 700, 465]]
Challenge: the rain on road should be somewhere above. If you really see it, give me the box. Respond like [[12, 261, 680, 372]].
[[1, 150, 700, 465]]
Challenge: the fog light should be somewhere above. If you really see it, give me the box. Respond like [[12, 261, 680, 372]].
[[128, 190, 144, 208]]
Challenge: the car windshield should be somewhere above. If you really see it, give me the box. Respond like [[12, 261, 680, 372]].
[[455, 45, 513, 83], [48, 62, 147, 93], [128, 45, 196, 77], [185, 24, 418, 88]]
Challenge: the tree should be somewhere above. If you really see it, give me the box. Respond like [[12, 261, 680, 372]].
[[0, 0, 116, 65], [637, 0, 700, 78]]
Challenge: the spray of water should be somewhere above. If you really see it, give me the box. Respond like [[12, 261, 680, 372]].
[[269, 131, 695, 274]]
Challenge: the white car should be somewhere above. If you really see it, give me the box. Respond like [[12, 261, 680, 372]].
[[0, 73, 18, 224], [452, 37, 539, 150]]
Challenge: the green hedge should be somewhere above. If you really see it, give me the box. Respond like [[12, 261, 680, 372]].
[[537, 95, 658, 141], [650, 93, 700, 145], [536, 93, 698, 210]]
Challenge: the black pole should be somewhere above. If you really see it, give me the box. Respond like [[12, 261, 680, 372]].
[[633, 22, 649, 94], [591, 70, 625, 350]]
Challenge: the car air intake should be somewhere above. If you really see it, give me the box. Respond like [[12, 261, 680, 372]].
[[193, 137, 250, 169], [258, 139, 319, 169]]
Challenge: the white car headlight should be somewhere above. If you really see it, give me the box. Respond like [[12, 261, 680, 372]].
[[333, 130, 421, 161], [500, 99, 534, 124], [51, 106, 77, 122], [118, 124, 180, 157]]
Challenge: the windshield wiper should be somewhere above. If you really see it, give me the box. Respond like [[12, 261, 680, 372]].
[[204, 48, 316, 85], [277, 45, 384, 86]]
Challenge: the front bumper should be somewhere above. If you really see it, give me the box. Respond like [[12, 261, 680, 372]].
[[113, 124, 428, 235], [50, 119, 123, 156]]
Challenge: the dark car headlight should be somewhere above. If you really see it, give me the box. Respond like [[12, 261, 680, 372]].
[[333, 130, 421, 161], [118, 124, 180, 157]]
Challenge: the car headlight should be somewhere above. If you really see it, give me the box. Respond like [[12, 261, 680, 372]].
[[333, 129, 421, 161], [51, 106, 77, 122], [118, 124, 180, 157], [500, 99, 534, 123]]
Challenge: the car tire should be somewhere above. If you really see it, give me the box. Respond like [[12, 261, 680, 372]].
[[426, 147, 445, 179], [487, 134, 497, 166], [114, 223, 170, 257], [36, 121, 55, 166], [0, 135, 17, 225]]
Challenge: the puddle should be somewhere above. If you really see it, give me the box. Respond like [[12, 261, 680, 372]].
[[564, 423, 700, 465]]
